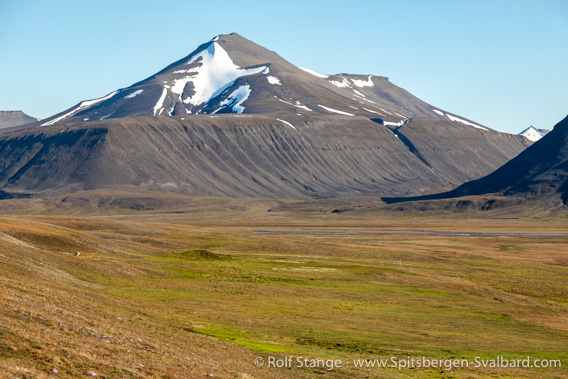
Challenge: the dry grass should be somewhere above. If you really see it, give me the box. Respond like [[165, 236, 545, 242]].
[[0, 195, 566, 378]]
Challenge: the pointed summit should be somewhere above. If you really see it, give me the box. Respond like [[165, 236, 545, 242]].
[[519, 125, 550, 142], [34, 33, 492, 132]]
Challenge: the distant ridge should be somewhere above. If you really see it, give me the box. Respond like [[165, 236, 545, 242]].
[[0, 111, 39, 130]]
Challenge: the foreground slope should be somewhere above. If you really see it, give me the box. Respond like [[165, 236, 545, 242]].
[[0, 115, 530, 199], [0, 205, 567, 378]]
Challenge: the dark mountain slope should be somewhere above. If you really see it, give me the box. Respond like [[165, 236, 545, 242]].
[[384, 115, 568, 206], [392, 118, 531, 184], [0, 115, 528, 199], [449, 115, 568, 200]]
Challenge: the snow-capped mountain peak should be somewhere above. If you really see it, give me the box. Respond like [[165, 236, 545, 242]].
[[519, 126, 550, 142], [33, 33, 494, 131], [168, 42, 267, 108]]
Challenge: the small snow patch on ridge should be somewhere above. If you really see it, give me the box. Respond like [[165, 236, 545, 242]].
[[213, 85, 251, 114], [79, 91, 118, 108], [384, 119, 409, 127], [276, 118, 296, 130], [153, 88, 168, 116], [299, 67, 329, 78], [363, 107, 384, 116], [267, 76, 281, 85], [318, 105, 354, 116], [433, 109, 445, 116], [41, 91, 117, 126], [124, 89, 143, 99], [42, 108, 80, 126], [447, 114, 487, 130], [352, 76, 373, 88], [100, 111, 115, 120], [329, 79, 350, 88], [276, 98, 312, 111]]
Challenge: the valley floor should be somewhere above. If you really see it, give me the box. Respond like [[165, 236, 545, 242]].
[[0, 194, 566, 378]]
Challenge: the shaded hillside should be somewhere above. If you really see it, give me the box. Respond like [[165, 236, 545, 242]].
[[386, 118, 530, 184], [449, 115, 568, 202], [0, 115, 529, 199], [384, 115, 568, 207]]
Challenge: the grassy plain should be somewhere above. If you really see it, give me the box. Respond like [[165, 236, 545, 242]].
[[0, 192, 566, 378]]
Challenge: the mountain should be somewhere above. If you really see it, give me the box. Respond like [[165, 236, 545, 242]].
[[0, 33, 532, 199], [519, 126, 550, 142], [0, 114, 530, 199], [31, 33, 490, 131], [384, 115, 568, 206], [0, 111, 39, 130], [449, 115, 568, 202]]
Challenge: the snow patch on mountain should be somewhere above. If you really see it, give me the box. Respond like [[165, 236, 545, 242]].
[[351, 76, 374, 88], [153, 88, 168, 116], [293, 101, 310, 111], [276, 118, 296, 130], [318, 105, 354, 116], [41, 108, 80, 126], [446, 114, 487, 131], [384, 119, 409, 127], [433, 109, 445, 116], [362, 107, 384, 116], [41, 91, 117, 126], [213, 85, 251, 114], [267, 76, 281, 85], [354, 95, 377, 105], [124, 90, 144, 99], [299, 67, 329, 78], [100, 111, 115, 120], [329, 79, 350, 88], [170, 42, 266, 106], [275, 97, 312, 111], [79, 91, 118, 108], [519, 126, 550, 142]]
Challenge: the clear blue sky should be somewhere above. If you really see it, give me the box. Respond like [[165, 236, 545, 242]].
[[1, 0, 566, 133]]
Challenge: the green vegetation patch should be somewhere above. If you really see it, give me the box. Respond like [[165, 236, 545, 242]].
[[180, 249, 232, 261]]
